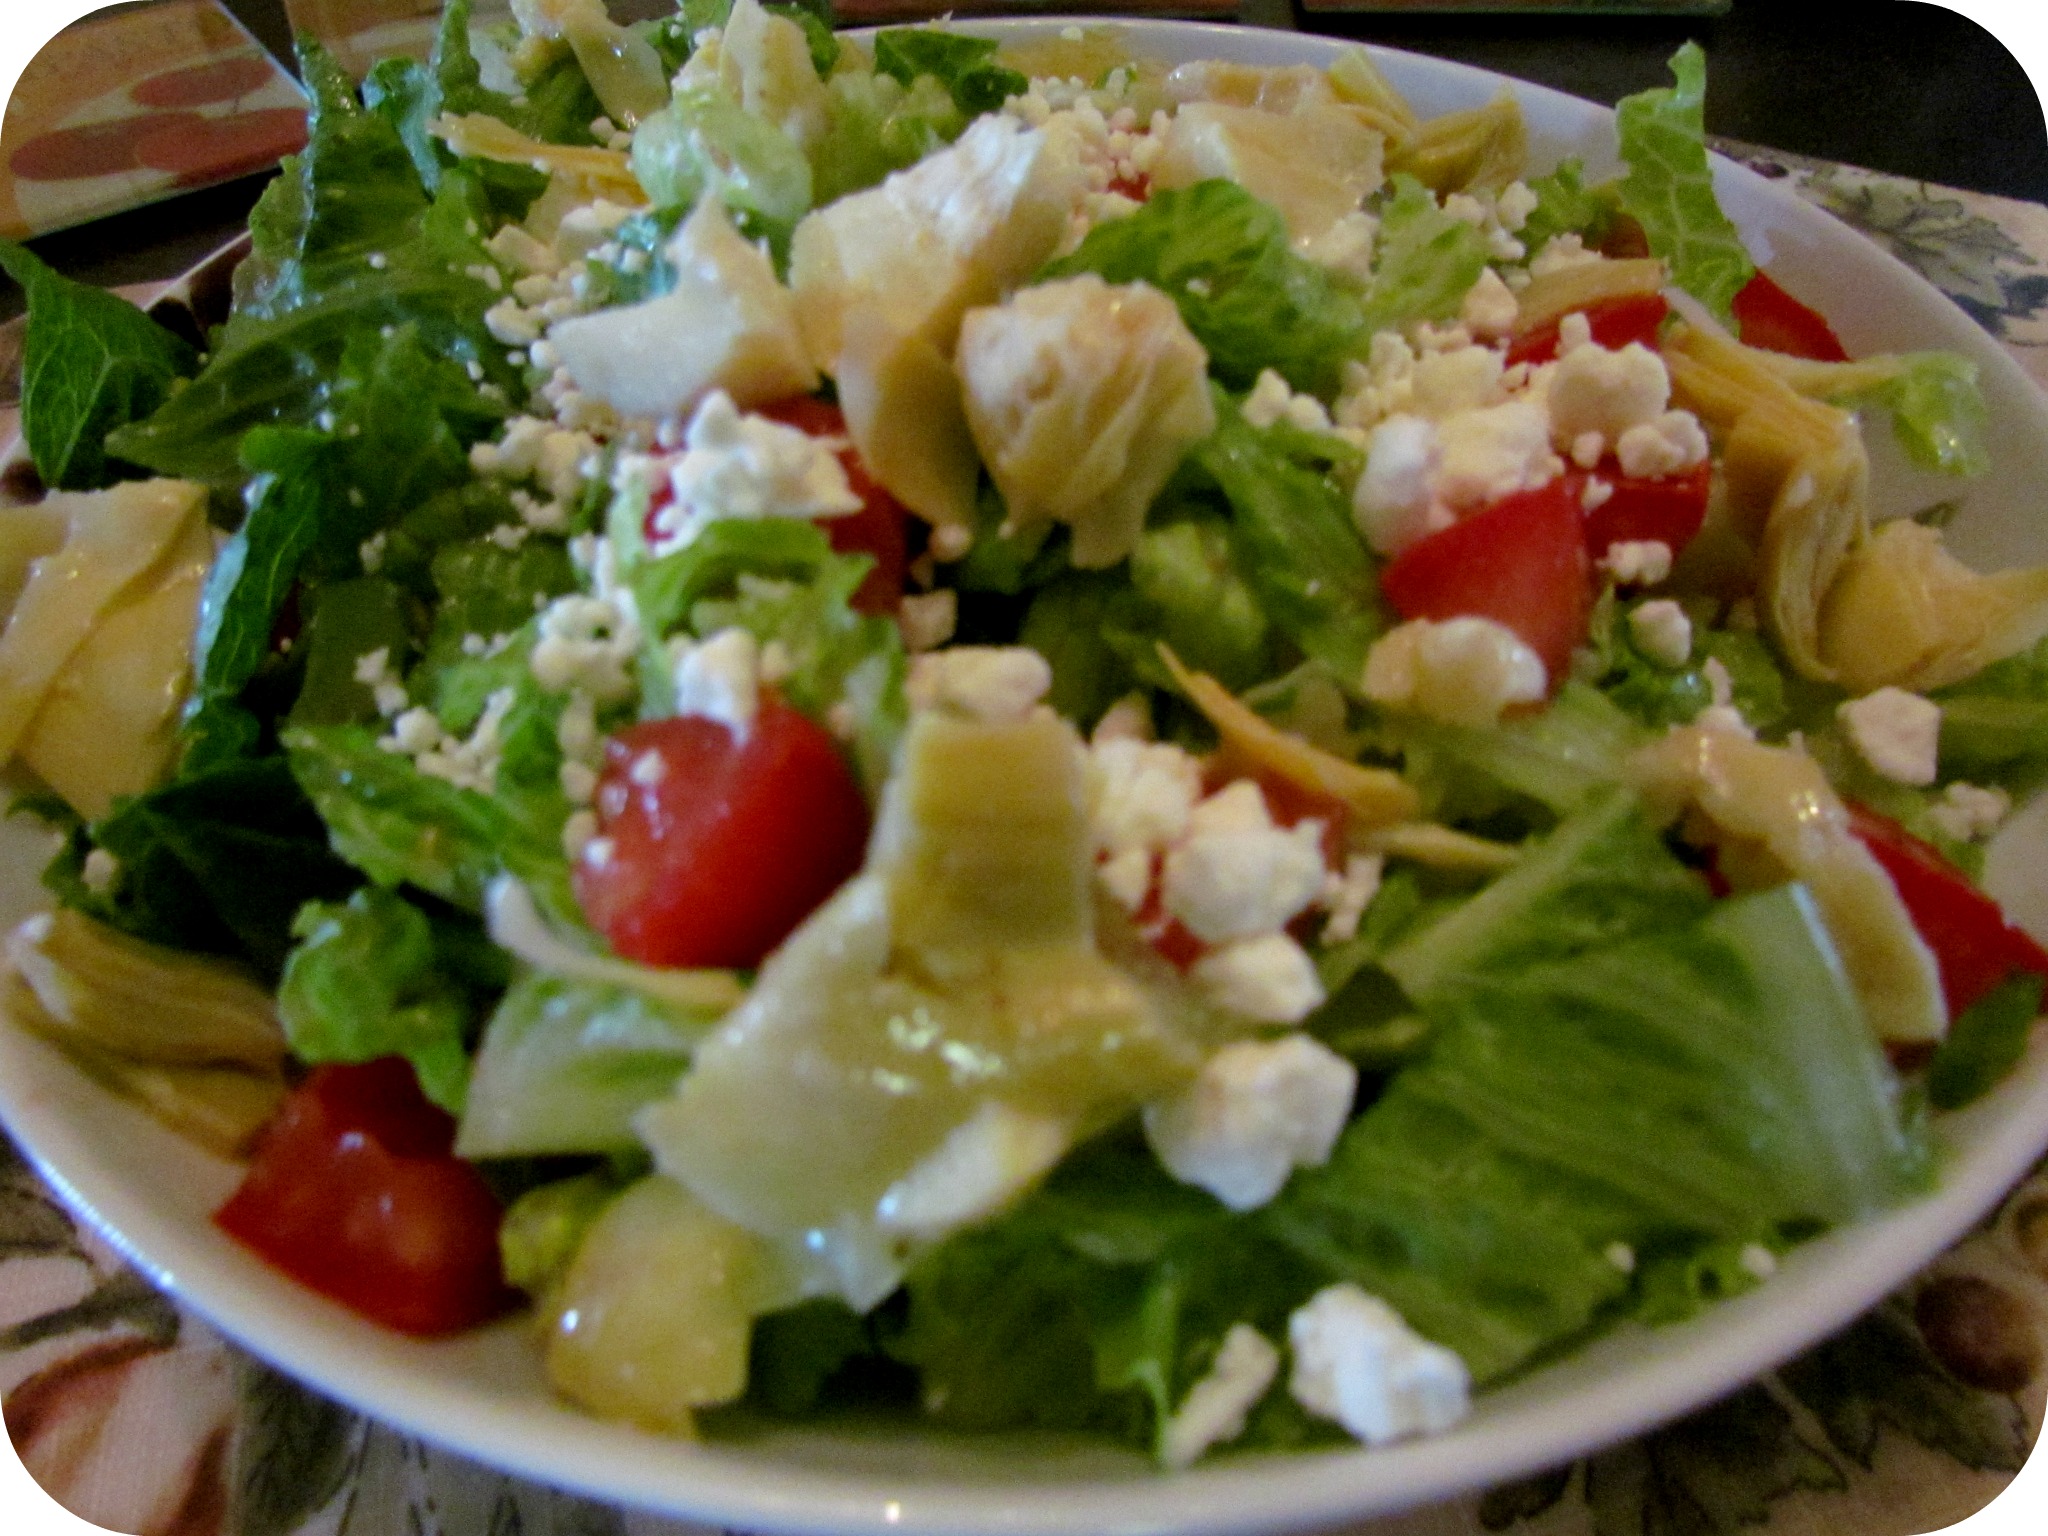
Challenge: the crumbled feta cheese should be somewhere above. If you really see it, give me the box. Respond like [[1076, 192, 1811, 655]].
[[1571, 430, 1606, 470], [352, 647, 411, 718], [1288, 1284, 1471, 1447], [1496, 181, 1539, 234], [1556, 311, 1594, 356], [1616, 411, 1710, 480], [907, 646, 1053, 724], [1547, 341, 1672, 449], [1529, 233, 1601, 278], [1629, 600, 1694, 668], [1189, 933, 1326, 1024], [874, 1101, 1072, 1242], [358, 531, 387, 573], [1703, 655, 1735, 709], [81, 849, 120, 896], [1459, 268, 1520, 340], [897, 591, 959, 654], [1162, 785, 1328, 943], [485, 297, 544, 346], [1606, 1242, 1638, 1274], [1582, 477, 1616, 512], [1602, 539, 1673, 586], [560, 808, 599, 862], [1089, 737, 1205, 857], [382, 688, 518, 794], [1354, 415, 1448, 555], [1363, 617, 1548, 728], [1300, 211, 1379, 284], [1159, 1325, 1282, 1470], [1411, 346, 1507, 419], [1321, 853, 1385, 946], [651, 390, 862, 554], [531, 539, 641, 703], [1242, 369, 1333, 434], [1928, 782, 2012, 843], [670, 626, 762, 739], [1739, 1243, 1779, 1281], [1840, 688, 1941, 786], [1143, 1035, 1357, 1211], [1097, 848, 1154, 912], [1432, 399, 1562, 510]]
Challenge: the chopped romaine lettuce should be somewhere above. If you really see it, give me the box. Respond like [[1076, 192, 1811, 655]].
[[1357, 174, 1495, 341], [1613, 42, 1756, 322], [458, 973, 717, 1157], [872, 29, 1027, 117], [1841, 352, 1992, 479], [280, 887, 507, 1113], [1927, 971, 2045, 1111], [1040, 180, 1370, 396], [809, 70, 966, 206], [631, 86, 814, 244], [1934, 635, 2048, 796], [1515, 158, 1618, 257]]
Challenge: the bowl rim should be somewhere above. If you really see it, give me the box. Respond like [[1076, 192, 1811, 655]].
[[3, 17, 2047, 1536]]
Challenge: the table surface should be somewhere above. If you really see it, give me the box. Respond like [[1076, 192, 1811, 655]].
[[5, 0, 2045, 313]]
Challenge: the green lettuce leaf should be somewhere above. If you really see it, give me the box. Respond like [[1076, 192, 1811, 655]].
[[0, 242, 198, 490], [1274, 885, 1924, 1382], [1128, 519, 1275, 691], [1933, 635, 2048, 796], [1040, 179, 1368, 396], [457, 972, 719, 1157], [872, 29, 1026, 117], [1613, 43, 1756, 321], [1840, 352, 1991, 479], [500, 1171, 628, 1299], [1516, 158, 1618, 257], [1192, 398, 1386, 681], [1927, 971, 2045, 1111], [631, 86, 814, 246], [810, 70, 965, 206], [284, 723, 570, 916], [288, 577, 415, 727], [1357, 174, 1494, 340], [1382, 786, 1711, 1005], [280, 886, 507, 1113], [40, 757, 356, 978]]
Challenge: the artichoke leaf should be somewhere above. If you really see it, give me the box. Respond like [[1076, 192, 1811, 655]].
[[1819, 519, 2048, 694], [1151, 101, 1386, 247], [957, 274, 1216, 570], [1631, 725, 1946, 1044], [1325, 46, 1424, 148], [678, 0, 829, 150], [1386, 93, 1527, 196], [1512, 258, 1668, 339]]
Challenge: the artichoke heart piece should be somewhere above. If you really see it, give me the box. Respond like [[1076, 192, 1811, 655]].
[[548, 200, 816, 423], [1631, 726, 1946, 1044], [1820, 520, 2048, 695], [636, 708, 1203, 1308], [509, 0, 668, 127], [956, 275, 1216, 570], [430, 114, 645, 205], [1387, 93, 1527, 196], [1152, 101, 1386, 246], [1513, 258, 1668, 340], [1664, 323, 1872, 682], [678, 0, 829, 149], [546, 1174, 801, 1432], [0, 478, 208, 806]]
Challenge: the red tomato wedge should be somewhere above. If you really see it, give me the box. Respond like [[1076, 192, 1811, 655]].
[[1506, 292, 1671, 369], [1379, 474, 1595, 686], [214, 1060, 514, 1336], [1848, 804, 2048, 1019], [1732, 271, 1851, 363], [573, 699, 871, 970], [1582, 461, 1714, 564], [755, 396, 909, 615]]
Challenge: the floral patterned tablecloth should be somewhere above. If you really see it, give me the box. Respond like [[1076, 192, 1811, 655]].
[[5, 150, 2048, 1536]]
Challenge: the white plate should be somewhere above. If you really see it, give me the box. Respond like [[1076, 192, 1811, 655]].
[[5, 18, 2048, 1536]]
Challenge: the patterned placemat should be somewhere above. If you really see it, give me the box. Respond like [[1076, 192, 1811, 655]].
[[3, 130, 2048, 1536]]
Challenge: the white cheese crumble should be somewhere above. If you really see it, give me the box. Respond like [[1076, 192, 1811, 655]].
[[1928, 782, 2012, 843], [650, 390, 862, 555], [352, 647, 411, 718], [1601, 539, 1673, 586], [897, 591, 959, 654], [1616, 411, 1711, 479], [380, 688, 518, 794], [1739, 1243, 1780, 1281], [81, 849, 120, 896], [1142, 1035, 1357, 1211], [530, 536, 641, 703], [1629, 600, 1694, 668], [1459, 268, 1520, 340], [1321, 853, 1385, 946], [1362, 617, 1548, 728], [1606, 1242, 1638, 1274], [1299, 211, 1379, 284], [1839, 687, 1942, 786], [1161, 782, 1328, 944], [1545, 341, 1674, 449], [1089, 737, 1205, 860], [906, 646, 1053, 724], [1354, 414, 1449, 556], [1243, 369, 1333, 434], [1287, 1284, 1471, 1447], [1530, 233, 1601, 278], [1432, 399, 1562, 511], [1188, 933, 1327, 1025], [1159, 1325, 1282, 1470], [669, 626, 762, 739]]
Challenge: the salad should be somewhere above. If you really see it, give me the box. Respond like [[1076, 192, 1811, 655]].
[[2, 0, 2047, 1472]]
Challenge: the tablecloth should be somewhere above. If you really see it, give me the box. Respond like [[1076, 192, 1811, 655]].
[[4, 142, 2048, 1536]]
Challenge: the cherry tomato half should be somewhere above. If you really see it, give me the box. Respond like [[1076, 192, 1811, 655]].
[[1378, 473, 1595, 686], [755, 396, 909, 615], [214, 1060, 514, 1336], [1506, 292, 1672, 369], [1581, 461, 1714, 564], [1732, 271, 1850, 363], [573, 699, 872, 970]]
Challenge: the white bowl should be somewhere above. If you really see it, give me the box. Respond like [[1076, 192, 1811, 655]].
[[4, 18, 2048, 1536]]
